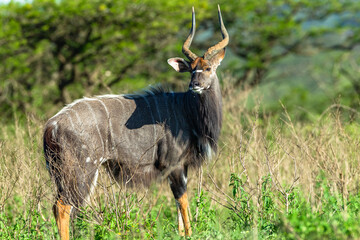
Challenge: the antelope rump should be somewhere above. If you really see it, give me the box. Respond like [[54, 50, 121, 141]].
[[44, 5, 229, 239]]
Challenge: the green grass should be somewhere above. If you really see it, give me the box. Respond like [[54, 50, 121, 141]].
[[2, 175, 360, 239], [1, 79, 360, 239]]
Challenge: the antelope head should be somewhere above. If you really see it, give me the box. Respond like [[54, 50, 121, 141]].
[[168, 5, 229, 94]]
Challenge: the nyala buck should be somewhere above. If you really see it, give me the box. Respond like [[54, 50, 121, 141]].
[[44, 5, 228, 239]]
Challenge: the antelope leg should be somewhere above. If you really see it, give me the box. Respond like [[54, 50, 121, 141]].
[[176, 201, 185, 236], [53, 199, 72, 240], [177, 192, 192, 236], [169, 167, 192, 236]]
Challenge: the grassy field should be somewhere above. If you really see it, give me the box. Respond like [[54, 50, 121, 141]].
[[1, 0, 360, 238], [1, 80, 360, 239]]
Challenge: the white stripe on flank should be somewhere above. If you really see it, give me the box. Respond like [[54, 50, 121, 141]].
[[142, 96, 157, 160], [68, 108, 81, 127], [83, 101, 105, 154], [97, 98, 115, 154], [99, 157, 107, 164], [113, 96, 125, 107], [86, 169, 99, 203], [64, 111, 75, 129], [113, 97, 125, 142], [49, 97, 86, 121], [51, 121, 58, 138], [49, 98, 87, 136]]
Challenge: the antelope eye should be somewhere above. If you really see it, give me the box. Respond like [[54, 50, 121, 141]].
[[205, 67, 211, 71]]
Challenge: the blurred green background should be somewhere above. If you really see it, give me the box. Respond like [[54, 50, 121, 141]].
[[1, 0, 359, 122]]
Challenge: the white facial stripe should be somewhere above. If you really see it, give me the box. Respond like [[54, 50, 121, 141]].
[[192, 69, 203, 74]]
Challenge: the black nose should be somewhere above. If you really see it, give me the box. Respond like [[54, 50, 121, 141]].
[[192, 81, 200, 87]]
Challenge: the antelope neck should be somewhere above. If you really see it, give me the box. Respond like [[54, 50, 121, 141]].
[[183, 78, 222, 152]]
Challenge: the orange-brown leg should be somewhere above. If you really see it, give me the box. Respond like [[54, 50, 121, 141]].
[[177, 192, 192, 236], [177, 202, 185, 236], [53, 199, 72, 240]]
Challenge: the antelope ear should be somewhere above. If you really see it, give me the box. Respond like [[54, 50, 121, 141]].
[[209, 49, 226, 68], [167, 58, 191, 72]]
